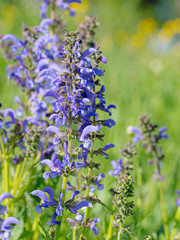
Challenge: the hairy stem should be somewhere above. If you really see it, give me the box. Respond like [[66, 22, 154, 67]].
[[117, 222, 123, 240]]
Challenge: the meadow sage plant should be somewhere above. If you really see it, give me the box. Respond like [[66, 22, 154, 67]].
[[0, 1, 180, 240]]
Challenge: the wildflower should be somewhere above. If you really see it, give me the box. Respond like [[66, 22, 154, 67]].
[[0, 217, 19, 240], [109, 159, 123, 177], [0, 193, 13, 215], [30, 186, 56, 214]]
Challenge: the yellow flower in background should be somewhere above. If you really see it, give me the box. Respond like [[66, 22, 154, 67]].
[[172, 18, 180, 34], [138, 18, 157, 35], [70, 0, 89, 13], [131, 32, 146, 48], [114, 29, 128, 46], [0, 4, 19, 32], [158, 28, 173, 44]]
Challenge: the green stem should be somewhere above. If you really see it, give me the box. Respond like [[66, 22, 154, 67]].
[[0, 134, 10, 215], [73, 227, 76, 240], [55, 112, 72, 239], [12, 157, 28, 196], [171, 207, 180, 238], [159, 181, 169, 240], [106, 214, 114, 240], [117, 222, 123, 240]]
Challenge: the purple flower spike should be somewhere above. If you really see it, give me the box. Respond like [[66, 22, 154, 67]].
[[176, 191, 180, 207]]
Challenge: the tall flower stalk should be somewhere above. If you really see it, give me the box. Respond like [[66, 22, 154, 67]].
[[128, 114, 169, 239]]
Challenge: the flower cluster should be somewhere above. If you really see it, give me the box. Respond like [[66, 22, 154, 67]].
[[127, 114, 168, 180], [0, 193, 19, 240]]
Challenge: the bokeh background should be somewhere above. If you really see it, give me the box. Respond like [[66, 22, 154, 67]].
[[1, 0, 180, 239]]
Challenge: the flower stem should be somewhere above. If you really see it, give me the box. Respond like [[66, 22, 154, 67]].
[[73, 227, 76, 240], [12, 157, 28, 196], [159, 181, 169, 240], [84, 136, 94, 225], [0, 134, 10, 215], [51, 0, 56, 22], [117, 222, 123, 240], [55, 111, 72, 239]]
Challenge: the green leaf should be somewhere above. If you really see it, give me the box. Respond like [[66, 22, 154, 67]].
[[38, 218, 51, 240], [13, 176, 37, 202]]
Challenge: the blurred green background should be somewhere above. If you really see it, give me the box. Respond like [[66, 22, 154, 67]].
[[1, 0, 180, 239]]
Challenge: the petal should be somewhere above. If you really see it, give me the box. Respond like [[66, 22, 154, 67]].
[[49, 114, 59, 121], [39, 18, 54, 32], [0, 205, 8, 215], [1, 217, 19, 229], [75, 213, 83, 222], [101, 56, 107, 64], [103, 119, 116, 128], [0, 193, 13, 203], [92, 68, 104, 76], [4, 108, 16, 121], [102, 143, 115, 151], [43, 90, 59, 99], [82, 48, 97, 58], [97, 173, 105, 182], [80, 125, 101, 142], [41, 160, 55, 170], [30, 190, 48, 202], [36, 205, 43, 214], [73, 201, 92, 211], [67, 0, 81, 3], [46, 126, 60, 136], [71, 191, 80, 199], [1, 34, 18, 43], [43, 186, 54, 201]]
